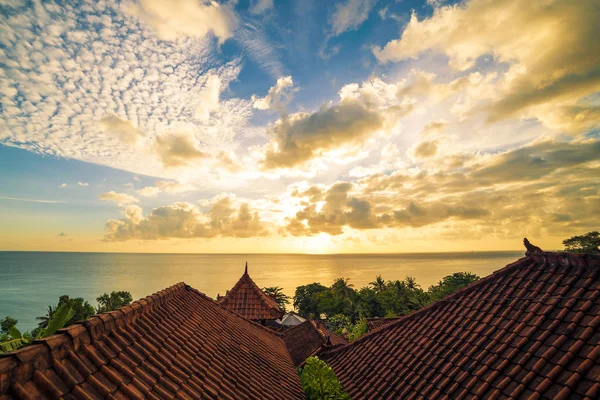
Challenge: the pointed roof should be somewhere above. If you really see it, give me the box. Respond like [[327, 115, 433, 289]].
[[218, 263, 284, 320], [0, 283, 304, 399], [321, 242, 600, 399]]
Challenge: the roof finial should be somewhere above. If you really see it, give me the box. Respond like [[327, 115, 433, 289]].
[[245, 261, 248, 274], [523, 238, 543, 255]]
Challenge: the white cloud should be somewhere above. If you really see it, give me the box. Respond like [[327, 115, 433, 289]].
[[137, 181, 196, 197], [99, 191, 139, 206], [0, 197, 67, 204], [77, 182, 89, 187], [129, 0, 238, 43], [59, 183, 67, 188], [249, 0, 274, 14], [252, 76, 296, 113], [101, 114, 143, 145], [330, 0, 377, 37]]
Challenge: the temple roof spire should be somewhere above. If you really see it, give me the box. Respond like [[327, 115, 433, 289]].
[[245, 261, 248, 275]]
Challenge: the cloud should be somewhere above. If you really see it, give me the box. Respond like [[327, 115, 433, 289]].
[[421, 120, 448, 137], [249, 0, 274, 14], [101, 114, 144, 145], [0, 197, 67, 204], [77, 182, 89, 187], [261, 78, 414, 170], [57, 232, 68, 237], [137, 181, 196, 197], [196, 75, 222, 121], [155, 132, 207, 168], [412, 139, 439, 159], [99, 191, 139, 206], [59, 183, 67, 189], [374, 0, 600, 129], [330, 0, 377, 37], [283, 138, 600, 237], [129, 0, 238, 43], [252, 76, 297, 114], [104, 196, 269, 241]]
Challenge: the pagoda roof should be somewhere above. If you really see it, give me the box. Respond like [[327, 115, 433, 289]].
[[217, 263, 284, 321]]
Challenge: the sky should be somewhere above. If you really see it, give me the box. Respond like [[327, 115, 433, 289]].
[[0, 0, 598, 254]]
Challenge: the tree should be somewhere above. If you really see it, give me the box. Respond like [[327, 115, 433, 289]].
[[57, 295, 96, 326], [36, 305, 57, 329], [369, 275, 387, 293], [1, 317, 18, 335], [294, 283, 328, 317], [563, 231, 600, 253], [298, 357, 350, 400], [358, 287, 385, 318], [428, 272, 480, 301], [262, 286, 291, 313], [96, 291, 133, 313], [344, 298, 365, 323], [331, 278, 355, 299], [347, 318, 368, 342]]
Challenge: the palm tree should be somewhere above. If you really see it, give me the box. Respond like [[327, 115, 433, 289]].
[[369, 275, 387, 293], [332, 278, 354, 299], [36, 305, 56, 329], [404, 276, 419, 291], [344, 298, 365, 323]]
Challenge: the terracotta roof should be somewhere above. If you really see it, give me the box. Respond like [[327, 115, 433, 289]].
[[218, 263, 284, 321], [282, 320, 348, 367], [323, 247, 600, 399], [0, 283, 304, 400], [366, 317, 402, 332]]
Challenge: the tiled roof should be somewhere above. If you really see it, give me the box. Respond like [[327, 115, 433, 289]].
[[0, 283, 304, 400], [323, 247, 600, 400], [218, 264, 284, 321], [283, 320, 348, 367], [366, 317, 401, 332]]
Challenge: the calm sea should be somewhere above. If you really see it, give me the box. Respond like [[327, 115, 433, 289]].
[[0, 251, 524, 332]]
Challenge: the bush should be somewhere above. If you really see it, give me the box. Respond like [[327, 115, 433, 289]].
[[299, 356, 350, 400], [347, 318, 368, 342]]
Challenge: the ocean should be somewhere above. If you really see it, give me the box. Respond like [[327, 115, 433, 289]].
[[0, 251, 524, 332]]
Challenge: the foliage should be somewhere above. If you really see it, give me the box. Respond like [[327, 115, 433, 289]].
[[348, 318, 368, 342], [344, 298, 365, 323], [294, 283, 328, 317], [57, 295, 96, 326], [369, 275, 387, 293], [331, 278, 354, 299], [326, 314, 351, 332], [36, 305, 57, 329], [96, 291, 133, 313], [428, 272, 480, 301], [0, 304, 75, 354], [262, 286, 291, 313], [0, 316, 18, 335], [298, 356, 350, 400], [563, 231, 600, 253]]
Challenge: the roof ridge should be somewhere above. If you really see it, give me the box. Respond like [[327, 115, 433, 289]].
[[322, 249, 600, 360], [186, 286, 285, 337], [218, 268, 282, 318]]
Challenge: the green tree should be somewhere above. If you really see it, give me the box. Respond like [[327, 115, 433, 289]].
[[1, 317, 18, 335], [57, 295, 96, 326], [347, 318, 368, 342], [358, 287, 385, 318], [344, 298, 365, 323], [314, 290, 345, 318], [298, 357, 350, 400], [428, 272, 480, 301], [294, 283, 328, 317], [331, 278, 355, 299], [36, 305, 57, 329], [369, 275, 387, 293], [262, 286, 291, 313], [563, 231, 600, 253], [96, 291, 133, 313], [326, 314, 352, 333]]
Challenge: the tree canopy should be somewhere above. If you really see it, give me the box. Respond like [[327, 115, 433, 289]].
[[262, 286, 291, 313], [563, 231, 600, 253]]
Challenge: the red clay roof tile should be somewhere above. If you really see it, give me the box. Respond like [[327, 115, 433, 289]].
[[217, 265, 284, 321], [322, 249, 600, 399], [0, 283, 303, 399]]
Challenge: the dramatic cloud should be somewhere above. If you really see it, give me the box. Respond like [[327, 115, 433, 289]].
[[411, 139, 439, 159], [129, 0, 238, 43], [252, 76, 296, 113], [137, 181, 196, 197], [155, 132, 207, 168], [99, 191, 139, 206], [101, 114, 144, 145], [104, 196, 269, 241], [374, 0, 600, 130], [261, 78, 413, 170], [330, 0, 377, 37], [284, 139, 600, 237]]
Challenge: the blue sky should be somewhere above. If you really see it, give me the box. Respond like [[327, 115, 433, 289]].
[[0, 0, 598, 253]]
